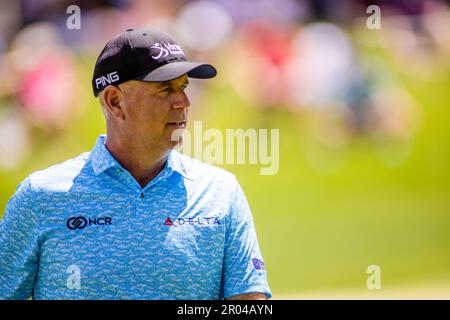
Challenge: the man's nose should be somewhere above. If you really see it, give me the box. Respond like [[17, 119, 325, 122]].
[[172, 91, 191, 109]]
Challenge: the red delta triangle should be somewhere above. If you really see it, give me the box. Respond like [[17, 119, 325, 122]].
[[164, 217, 174, 226]]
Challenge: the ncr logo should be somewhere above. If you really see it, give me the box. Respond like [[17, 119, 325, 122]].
[[66, 216, 112, 230]]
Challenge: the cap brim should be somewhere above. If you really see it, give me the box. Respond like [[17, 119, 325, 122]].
[[135, 61, 217, 82]]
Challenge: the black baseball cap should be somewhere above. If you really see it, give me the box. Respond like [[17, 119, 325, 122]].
[[92, 28, 217, 97]]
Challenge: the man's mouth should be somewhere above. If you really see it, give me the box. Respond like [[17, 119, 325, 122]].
[[166, 121, 186, 128]]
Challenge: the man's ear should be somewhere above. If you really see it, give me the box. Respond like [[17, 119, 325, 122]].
[[102, 85, 126, 121]]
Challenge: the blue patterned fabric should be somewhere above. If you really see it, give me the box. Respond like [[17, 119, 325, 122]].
[[0, 135, 271, 300]]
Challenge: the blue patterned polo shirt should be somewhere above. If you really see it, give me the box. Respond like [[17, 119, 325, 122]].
[[0, 135, 271, 300]]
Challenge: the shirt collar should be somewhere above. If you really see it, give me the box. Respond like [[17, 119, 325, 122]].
[[90, 135, 192, 180], [167, 149, 193, 181], [90, 135, 121, 175]]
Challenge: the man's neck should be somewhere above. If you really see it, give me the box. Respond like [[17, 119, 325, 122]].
[[105, 136, 169, 188]]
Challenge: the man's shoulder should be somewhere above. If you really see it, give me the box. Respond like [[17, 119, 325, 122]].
[[27, 152, 92, 193]]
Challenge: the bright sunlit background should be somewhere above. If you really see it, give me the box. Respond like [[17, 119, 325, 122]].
[[0, 0, 449, 299]]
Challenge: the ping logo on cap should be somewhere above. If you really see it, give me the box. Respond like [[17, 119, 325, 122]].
[[150, 42, 185, 60], [95, 71, 120, 89]]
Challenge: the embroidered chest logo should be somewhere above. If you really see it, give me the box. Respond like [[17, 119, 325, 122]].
[[164, 216, 220, 226], [66, 216, 112, 230]]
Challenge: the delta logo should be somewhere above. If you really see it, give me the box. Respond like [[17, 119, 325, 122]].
[[164, 217, 220, 226]]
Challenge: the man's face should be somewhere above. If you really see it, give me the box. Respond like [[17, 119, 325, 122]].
[[117, 74, 190, 152]]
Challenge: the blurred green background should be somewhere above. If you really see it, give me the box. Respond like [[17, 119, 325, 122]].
[[0, 0, 449, 298]]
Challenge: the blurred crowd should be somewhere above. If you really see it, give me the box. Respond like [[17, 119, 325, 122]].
[[0, 0, 449, 170]]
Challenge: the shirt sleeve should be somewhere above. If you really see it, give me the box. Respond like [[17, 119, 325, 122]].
[[0, 177, 40, 300], [221, 177, 272, 299]]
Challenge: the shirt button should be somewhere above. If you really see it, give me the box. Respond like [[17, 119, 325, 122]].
[[140, 193, 144, 198]]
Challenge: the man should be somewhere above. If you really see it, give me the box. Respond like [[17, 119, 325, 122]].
[[0, 28, 271, 300]]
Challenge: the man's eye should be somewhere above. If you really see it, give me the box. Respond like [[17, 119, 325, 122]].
[[160, 84, 188, 94], [162, 87, 173, 93]]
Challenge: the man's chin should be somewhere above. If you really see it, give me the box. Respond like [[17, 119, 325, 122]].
[[168, 127, 185, 148], [165, 135, 183, 151]]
